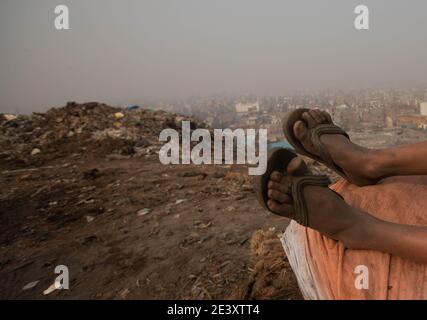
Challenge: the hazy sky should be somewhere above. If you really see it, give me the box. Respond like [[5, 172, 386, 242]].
[[1, 0, 427, 113]]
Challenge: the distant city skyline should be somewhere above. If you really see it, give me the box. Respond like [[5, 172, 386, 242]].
[[1, 0, 427, 113]]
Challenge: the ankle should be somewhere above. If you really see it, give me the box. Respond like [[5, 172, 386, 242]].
[[336, 212, 378, 250], [320, 136, 366, 169], [362, 149, 387, 180]]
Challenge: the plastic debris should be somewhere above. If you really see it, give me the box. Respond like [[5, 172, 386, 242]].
[[22, 280, 40, 291], [4, 114, 17, 121], [31, 148, 41, 156], [137, 208, 150, 216], [114, 112, 125, 119], [43, 282, 60, 295]]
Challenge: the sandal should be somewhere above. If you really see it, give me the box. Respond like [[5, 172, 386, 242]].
[[283, 108, 351, 180], [254, 147, 330, 227]]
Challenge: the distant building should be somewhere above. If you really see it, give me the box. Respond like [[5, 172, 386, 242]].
[[331, 104, 356, 130], [336, 104, 350, 110], [397, 114, 427, 130], [246, 116, 258, 126], [235, 101, 260, 113], [386, 116, 394, 128], [420, 102, 427, 116]]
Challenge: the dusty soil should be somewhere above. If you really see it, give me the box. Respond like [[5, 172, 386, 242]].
[[0, 103, 302, 299]]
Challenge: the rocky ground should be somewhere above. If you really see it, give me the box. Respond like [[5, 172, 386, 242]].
[[0, 103, 302, 299]]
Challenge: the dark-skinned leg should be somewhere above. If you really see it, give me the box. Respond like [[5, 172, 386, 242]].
[[267, 156, 427, 264], [294, 109, 427, 185]]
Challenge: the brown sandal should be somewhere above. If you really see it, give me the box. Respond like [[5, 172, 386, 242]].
[[283, 108, 350, 180], [254, 147, 330, 227]]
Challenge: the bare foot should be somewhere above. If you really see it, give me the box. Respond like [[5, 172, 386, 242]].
[[267, 156, 373, 248], [293, 109, 382, 186]]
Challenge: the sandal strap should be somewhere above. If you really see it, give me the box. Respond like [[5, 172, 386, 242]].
[[310, 124, 349, 177], [291, 175, 331, 226]]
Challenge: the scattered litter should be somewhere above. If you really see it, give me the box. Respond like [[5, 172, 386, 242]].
[[22, 280, 40, 291], [0, 101, 288, 300], [119, 288, 130, 299], [76, 199, 95, 205], [195, 221, 212, 229], [114, 112, 125, 119], [127, 105, 140, 111], [137, 208, 150, 216], [3, 114, 17, 121], [43, 282, 60, 295], [31, 148, 41, 156]]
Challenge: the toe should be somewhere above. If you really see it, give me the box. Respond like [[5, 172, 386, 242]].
[[267, 199, 294, 216], [268, 180, 291, 194], [322, 110, 333, 123], [314, 109, 328, 123], [269, 171, 283, 182], [302, 112, 317, 128], [287, 157, 309, 176], [268, 189, 291, 203], [309, 109, 324, 124], [293, 120, 309, 141], [294, 119, 318, 155]]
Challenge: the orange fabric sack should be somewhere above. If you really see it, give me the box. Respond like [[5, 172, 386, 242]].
[[282, 176, 427, 300]]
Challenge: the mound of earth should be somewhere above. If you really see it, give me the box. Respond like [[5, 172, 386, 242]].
[[0, 102, 206, 170]]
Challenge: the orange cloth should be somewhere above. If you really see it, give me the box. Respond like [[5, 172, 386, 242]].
[[284, 176, 427, 299]]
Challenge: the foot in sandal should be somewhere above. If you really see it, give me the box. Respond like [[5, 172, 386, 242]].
[[284, 108, 383, 186], [257, 148, 427, 263], [267, 156, 371, 247]]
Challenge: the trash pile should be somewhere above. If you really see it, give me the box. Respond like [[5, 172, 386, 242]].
[[0, 102, 207, 169]]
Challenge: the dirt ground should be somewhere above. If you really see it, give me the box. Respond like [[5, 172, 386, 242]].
[[0, 103, 302, 299]]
